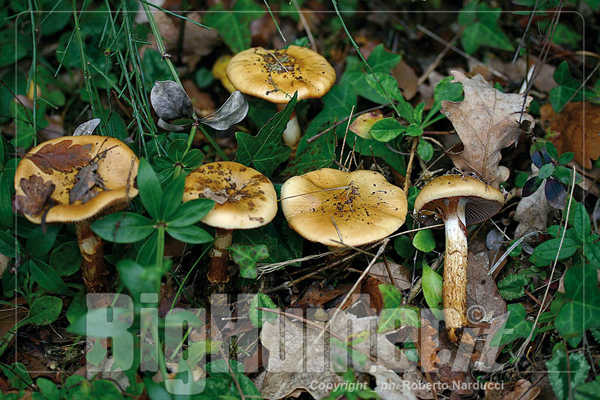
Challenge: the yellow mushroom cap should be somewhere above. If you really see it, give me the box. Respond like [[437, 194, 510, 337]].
[[280, 168, 407, 247], [226, 46, 336, 104], [14, 135, 139, 224], [413, 175, 505, 226], [183, 161, 277, 230]]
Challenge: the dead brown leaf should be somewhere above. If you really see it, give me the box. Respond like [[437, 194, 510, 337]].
[[484, 379, 541, 400], [27, 140, 92, 175], [541, 101, 600, 169], [392, 59, 418, 101], [442, 70, 535, 186], [514, 174, 548, 238], [368, 261, 412, 290], [149, 12, 219, 70], [13, 175, 55, 215], [292, 282, 343, 309]]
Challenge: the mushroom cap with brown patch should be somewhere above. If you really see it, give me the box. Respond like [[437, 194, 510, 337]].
[[226, 46, 336, 104], [280, 168, 407, 247], [14, 135, 139, 224], [413, 175, 505, 226], [183, 161, 277, 230]]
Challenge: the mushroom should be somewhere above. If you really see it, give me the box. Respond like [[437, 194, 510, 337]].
[[413, 174, 504, 343], [226, 46, 336, 148], [14, 135, 139, 292], [280, 168, 407, 247], [182, 161, 277, 283]]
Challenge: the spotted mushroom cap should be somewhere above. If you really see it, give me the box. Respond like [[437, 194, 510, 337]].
[[280, 168, 407, 247], [183, 161, 277, 230], [413, 175, 505, 226], [14, 135, 139, 224], [226, 46, 336, 104]]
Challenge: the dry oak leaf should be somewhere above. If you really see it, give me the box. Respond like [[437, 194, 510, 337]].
[[27, 140, 92, 175], [13, 175, 55, 215], [442, 70, 534, 187], [541, 101, 600, 169]]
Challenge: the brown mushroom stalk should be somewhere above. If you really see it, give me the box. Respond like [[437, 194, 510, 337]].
[[413, 175, 504, 344], [75, 220, 106, 292], [208, 228, 234, 283]]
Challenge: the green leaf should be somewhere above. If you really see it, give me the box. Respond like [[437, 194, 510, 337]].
[[137, 159, 163, 220], [379, 284, 402, 309], [50, 242, 81, 277], [460, 4, 514, 54], [585, 240, 600, 266], [142, 48, 172, 83], [229, 243, 269, 279], [204, 0, 265, 53], [166, 225, 213, 244], [25, 295, 62, 325], [370, 118, 406, 142], [568, 201, 591, 242], [0, 363, 32, 390], [236, 222, 302, 265], [491, 303, 533, 346], [412, 229, 436, 252], [68, 307, 133, 337], [92, 212, 155, 243], [549, 61, 598, 112], [378, 305, 420, 333], [36, 377, 60, 399], [497, 273, 530, 300], [159, 174, 185, 221], [249, 293, 277, 327], [547, 350, 590, 400], [417, 138, 434, 162], [368, 44, 402, 73], [168, 198, 215, 227], [365, 73, 414, 121], [426, 77, 464, 125], [29, 260, 71, 295], [26, 225, 59, 258], [555, 264, 600, 347], [394, 235, 415, 259], [557, 152, 574, 165], [136, 231, 158, 267], [422, 264, 443, 311], [574, 377, 600, 400], [538, 163, 555, 180], [235, 93, 296, 176], [116, 259, 160, 302], [531, 237, 579, 267]]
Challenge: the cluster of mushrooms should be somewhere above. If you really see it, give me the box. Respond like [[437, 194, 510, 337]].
[[14, 45, 506, 344]]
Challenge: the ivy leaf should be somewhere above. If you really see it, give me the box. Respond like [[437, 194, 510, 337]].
[[555, 263, 600, 347], [378, 305, 420, 333], [229, 243, 269, 279], [459, 3, 514, 54], [249, 293, 277, 328], [491, 303, 533, 346], [378, 284, 402, 309], [547, 350, 590, 400], [204, 0, 265, 53], [549, 62, 598, 112], [235, 93, 296, 176], [412, 229, 436, 252], [497, 273, 529, 301]]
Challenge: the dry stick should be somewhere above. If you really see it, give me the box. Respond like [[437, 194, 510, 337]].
[[258, 307, 378, 364], [218, 346, 246, 400], [339, 105, 355, 169], [292, 0, 317, 51], [416, 25, 510, 82], [312, 240, 389, 346], [404, 138, 419, 193], [514, 166, 577, 362], [416, 33, 459, 87]]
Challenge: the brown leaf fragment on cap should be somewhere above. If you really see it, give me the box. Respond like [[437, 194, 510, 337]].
[[14, 175, 55, 215], [27, 140, 92, 175]]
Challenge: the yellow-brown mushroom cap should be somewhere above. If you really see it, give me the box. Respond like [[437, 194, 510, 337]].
[[183, 162, 277, 230], [226, 46, 336, 104], [14, 136, 139, 224], [414, 175, 505, 226], [281, 168, 407, 247]]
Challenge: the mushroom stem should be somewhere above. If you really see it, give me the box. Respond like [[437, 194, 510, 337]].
[[75, 220, 107, 293], [276, 104, 301, 149], [442, 197, 469, 343], [208, 228, 233, 283]]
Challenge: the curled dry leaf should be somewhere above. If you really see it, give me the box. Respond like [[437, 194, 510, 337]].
[[73, 118, 101, 136], [514, 173, 548, 238], [13, 175, 55, 215], [442, 70, 534, 187], [27, 140, 92, 175], [541, 101, 600, 169], [200, 90, 249, 130], [349, 110, 384, 139], [151, 80, 194, 123]]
